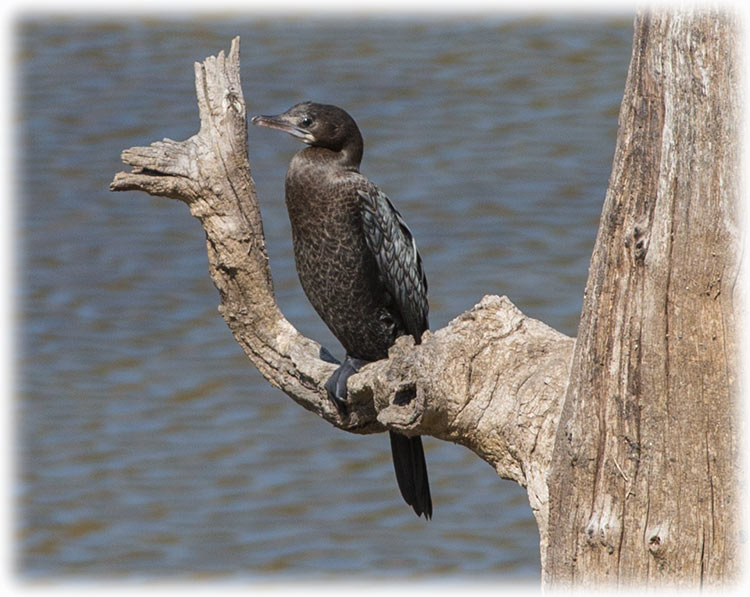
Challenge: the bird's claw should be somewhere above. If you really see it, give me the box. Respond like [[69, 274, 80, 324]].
[[324, 374, 349, 416], [324, 355, 370, 417]]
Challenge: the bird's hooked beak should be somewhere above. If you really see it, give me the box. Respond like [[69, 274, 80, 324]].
[[251, 113, 314, 144]]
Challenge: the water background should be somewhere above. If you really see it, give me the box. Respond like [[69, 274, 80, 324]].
[[16, 14, 633, 582]]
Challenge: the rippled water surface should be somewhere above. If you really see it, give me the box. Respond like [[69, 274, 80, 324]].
[[16, 15, 633, 582]]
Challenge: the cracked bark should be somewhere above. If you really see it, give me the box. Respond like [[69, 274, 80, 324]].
[[110, 7, 740, 587], [545, 9, 741, 587]]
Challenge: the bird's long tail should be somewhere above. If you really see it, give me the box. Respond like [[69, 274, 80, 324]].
[[389, 431, 432, 519]]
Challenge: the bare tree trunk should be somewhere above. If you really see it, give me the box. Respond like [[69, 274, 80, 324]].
[[546, 9, 741, 587], [110, 7, 741, 587]]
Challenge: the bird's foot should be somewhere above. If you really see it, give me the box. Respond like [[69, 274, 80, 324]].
[[324, 355, 370, 417]]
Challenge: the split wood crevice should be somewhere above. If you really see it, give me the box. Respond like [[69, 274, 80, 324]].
[[110, 37, 574, 559]]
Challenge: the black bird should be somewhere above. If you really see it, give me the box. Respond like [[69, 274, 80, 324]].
[[252, 102, 432, 519]]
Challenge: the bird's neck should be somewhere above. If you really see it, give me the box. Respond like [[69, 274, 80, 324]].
[[299, 140, 362, 172], [340, 134, 364, 169]]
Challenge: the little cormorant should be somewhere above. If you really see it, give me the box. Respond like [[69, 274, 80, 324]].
[[252, 102, 432, 519]]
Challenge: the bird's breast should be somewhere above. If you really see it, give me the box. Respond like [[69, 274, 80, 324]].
[[283, 163, 397, 360]]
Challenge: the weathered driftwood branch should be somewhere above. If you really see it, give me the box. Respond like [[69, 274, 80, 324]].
[[110, 37, 574, 553]]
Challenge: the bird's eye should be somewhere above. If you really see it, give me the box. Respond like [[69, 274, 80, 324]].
[[300, 117, 313, 127]]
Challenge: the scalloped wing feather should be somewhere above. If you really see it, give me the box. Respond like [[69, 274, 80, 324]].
[[358, 187, 429, 342]]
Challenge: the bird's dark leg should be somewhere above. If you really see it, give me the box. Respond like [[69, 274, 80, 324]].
[[324, 354, 370, 416]]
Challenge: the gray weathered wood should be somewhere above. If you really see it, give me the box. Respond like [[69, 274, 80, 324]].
[[545, 8, 741, 586]]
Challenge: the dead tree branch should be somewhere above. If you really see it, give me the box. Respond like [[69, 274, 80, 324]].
[[110, 37, 575, 556]]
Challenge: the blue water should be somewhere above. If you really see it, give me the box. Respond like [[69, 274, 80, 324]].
[[16, 15, 633, 581]]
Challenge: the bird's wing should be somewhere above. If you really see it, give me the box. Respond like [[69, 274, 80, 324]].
[[358, 186, 429, 342]]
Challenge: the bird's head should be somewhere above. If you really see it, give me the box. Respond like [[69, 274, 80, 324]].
[[252, 102, 363, 166]]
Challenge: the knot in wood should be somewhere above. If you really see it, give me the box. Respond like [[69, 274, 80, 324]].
[[223, 90, 244, 115], [645, 522, 670, 559], [629, 221, 650, 264]]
